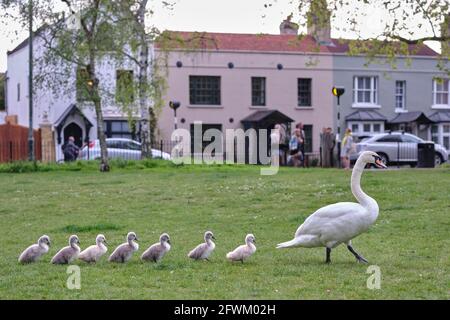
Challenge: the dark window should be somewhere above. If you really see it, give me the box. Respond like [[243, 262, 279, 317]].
[[17, 83, 20, 102], [190, 123, 222, 155], [401, 135, 421, 143], [298, 78, 312, 107], [377, 135, 402, 143], [116, 70, 134, 104], [189, 76, 221, 105], [123, 140, 141, 151], [251, 77, 266, 106], [303, 125, 313, 153], [76, 68, 90, 101], [106, 140, 121, 149], [104, 120, 137, 140]]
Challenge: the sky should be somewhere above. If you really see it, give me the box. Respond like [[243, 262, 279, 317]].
[[0, 0, 442, 72]]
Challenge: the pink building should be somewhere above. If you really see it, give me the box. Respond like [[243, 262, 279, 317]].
[[156, 23, 335, 155]]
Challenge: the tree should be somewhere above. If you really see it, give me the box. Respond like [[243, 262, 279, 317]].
[[1, 0, 121, 170], [53, 0, 113, 171], [1, 0, 172, 168], [0, 73, 5, 111], [266, 0, 450, 74], [110, 0, 154, 159]]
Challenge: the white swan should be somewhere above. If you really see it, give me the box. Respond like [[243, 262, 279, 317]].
[[276, 151, 386, 263]]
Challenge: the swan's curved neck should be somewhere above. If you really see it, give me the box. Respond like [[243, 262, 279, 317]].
[[351, 158, 376, 210]]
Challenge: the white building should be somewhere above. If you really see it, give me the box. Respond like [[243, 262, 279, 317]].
[[3, 23, 150, 161]]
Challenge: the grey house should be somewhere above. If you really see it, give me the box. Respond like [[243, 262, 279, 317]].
[[303, 0, 450, 153], [332, 53, 450, 153]]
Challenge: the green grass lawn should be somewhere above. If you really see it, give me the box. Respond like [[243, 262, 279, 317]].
[[0, 163, 449, 299]]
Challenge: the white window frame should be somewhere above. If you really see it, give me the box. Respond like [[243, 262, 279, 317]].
[[432, 79, 450, 109], [443, 124, 450, 151], [395, 80, 407, 112], [430, 123, 450, 151], [352, 76, 380, 108], [347, 121, 384, 135]]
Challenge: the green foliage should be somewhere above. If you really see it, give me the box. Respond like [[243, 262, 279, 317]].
[[0, 166, 449, 298], [59, 223, 121, 233], [0, 159, 178, 173], [115, 70, 135, 105], [309, 158, 319, 167], [269, 0, 450, 75]]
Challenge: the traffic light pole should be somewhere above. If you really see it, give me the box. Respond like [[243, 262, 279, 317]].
[[332, 87, 345, 168]]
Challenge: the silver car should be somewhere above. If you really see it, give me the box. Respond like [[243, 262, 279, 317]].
[[79, 138, 171, 161], [351, 132, 448, 166]]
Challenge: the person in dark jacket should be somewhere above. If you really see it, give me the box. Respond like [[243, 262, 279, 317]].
[[62, 136, 80, 162]]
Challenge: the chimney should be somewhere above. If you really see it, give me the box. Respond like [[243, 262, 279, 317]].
[[280, 14, 299, 35], [307, 0, 332, 45]]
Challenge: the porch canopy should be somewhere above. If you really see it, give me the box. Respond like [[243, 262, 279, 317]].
[[345, 110, 387, 121], [389, 111, 435, 124], [428, 111, 450, 123], [241, 109, 294, 130], [54, 104, 94, 144]]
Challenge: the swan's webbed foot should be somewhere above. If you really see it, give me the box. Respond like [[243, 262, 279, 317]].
[[347, 245, 368, 264], [325, 248, 331, 264]]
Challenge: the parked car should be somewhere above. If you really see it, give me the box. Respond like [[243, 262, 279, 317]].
[[79, 138, 171, 161], [350, 132, 448, 166]]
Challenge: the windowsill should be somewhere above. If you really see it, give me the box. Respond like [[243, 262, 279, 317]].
[[395, 108, 408, 113], [187, 105, 223, 109], [249, 105, 267, 109], [352, 103, 381, 109], [431, 104, 450, 110], [295, 106, 313, 110]]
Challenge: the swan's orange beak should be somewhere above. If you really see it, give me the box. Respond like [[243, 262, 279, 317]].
[[375, 158, 387, 169]]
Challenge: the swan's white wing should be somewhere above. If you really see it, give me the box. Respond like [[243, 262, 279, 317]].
[[295, 202, 370, 246]]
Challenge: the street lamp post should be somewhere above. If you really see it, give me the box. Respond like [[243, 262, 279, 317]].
[[28, 0, 34, 161], [169, 101, 181, 130], [169, 101, 181, 158], [332, 86, 345, 167]]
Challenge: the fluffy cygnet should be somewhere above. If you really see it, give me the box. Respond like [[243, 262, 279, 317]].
[[78, 234, 108, 263], [51, 235, 81, 264], [108, 232, 139, 263], [188, 231, 216, 261], [226, 234, 256, 263], [18, 235, 51, 264], [141, 233, 171, 263]]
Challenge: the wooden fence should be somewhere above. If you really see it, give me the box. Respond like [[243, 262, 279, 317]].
[[0, 123, 42, 162]]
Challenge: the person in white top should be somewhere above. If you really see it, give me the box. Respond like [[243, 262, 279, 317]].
[[270, 124, 282, 166]]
